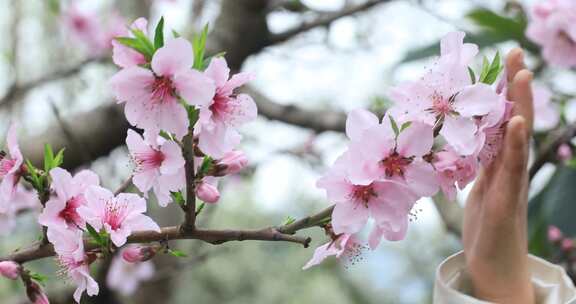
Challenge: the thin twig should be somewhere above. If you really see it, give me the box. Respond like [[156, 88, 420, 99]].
[[181, 132, 196, 231], [49, 99, 93, 163], [529, 123, 576, 180]]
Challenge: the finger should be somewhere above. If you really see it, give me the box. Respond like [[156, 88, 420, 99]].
[[505, 48, 525, 84], [508, 70, 534, 135], [496, 116, 529, 209]]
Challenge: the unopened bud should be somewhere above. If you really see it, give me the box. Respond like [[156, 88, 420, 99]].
[[25, 280, 49, 304], [562, 239, 574, 251], [0, 261, 21, 280], [122, 245, 157, 263], [548, 226, 563, 243], [196, 182, 220, 203], [217, 150, 248, 175], [557, 144, 573, 163]]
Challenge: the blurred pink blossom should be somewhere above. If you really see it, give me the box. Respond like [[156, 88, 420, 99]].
[[107, 255, 154, 296], [526, 0, 576, 67]]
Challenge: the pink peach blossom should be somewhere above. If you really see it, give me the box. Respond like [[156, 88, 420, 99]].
[[78, 186, 161, 247], [111, 38, 215, 139], [196, 57, 256, 158], [317, 152, 417, 236], [0, 184, 39, 235], [107, 255, 154, 296], [388, 32, 501, 155], [348, 119, 439, 197], [0, 124, 24, 213], [533, 84, 560, 131], [38, 168, 100, 232], [112, 18, 148, 68], [303, 234, 366, 269], [126, 130, 185, 206], [47, 228, 99, 303], [526, 0, 576, 67], [433, 148, 478, 201]]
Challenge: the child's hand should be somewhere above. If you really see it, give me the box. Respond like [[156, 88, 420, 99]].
[[464, 48, 535, 304]]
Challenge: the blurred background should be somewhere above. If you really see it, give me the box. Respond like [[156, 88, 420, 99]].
[[0, 0, 575, 303]]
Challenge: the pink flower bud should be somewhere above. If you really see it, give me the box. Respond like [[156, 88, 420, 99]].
[[196, 182, 220, 203], [562, 239, 574, 251], [557, 144, 573, 162], [25, 280, 49, 304], [218, 150, 248, 175], [122, 245, 156, 263], [548, 226, 563, 243], [0, 261, 20, 279]]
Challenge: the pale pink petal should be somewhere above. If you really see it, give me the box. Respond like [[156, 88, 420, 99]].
[[6, 124, 22, 162], [302, 242, 341, 270], [345, 109, 379, 141], [454, 84, 500, 117], [159, 141, 185, 175], [233, 94, 258, 124], [396, 122, 433, 157], [117, 193, 147, 215], [112, 40, 147, 68], [125, 215, 161, 233], [173, 69, 215, 107], [110, 67, 154, 103], [133, 169, 158, 193], [197, 124, 241, 158], [221, 72, 255, 95], [440, 116, 479, 155], [50, 168, 73, 200], [151, 38, 193, 76], [126, 129, 151, 155], [404, 161, 439, 197], [331, 202, 369, 235], [72, 170, 100, 193], [158, 98, 189, 140], [204, 57, 230, 88]]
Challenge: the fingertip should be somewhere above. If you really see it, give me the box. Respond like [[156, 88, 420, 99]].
[[509, 69, 535, 133], [506, 48, 525, 83], [503, 116, 529, 165]]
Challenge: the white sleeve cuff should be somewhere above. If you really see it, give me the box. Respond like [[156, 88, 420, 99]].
[[434, 251, 576, 304]]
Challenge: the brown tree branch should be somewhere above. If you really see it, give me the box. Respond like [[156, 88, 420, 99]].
[[529, 123, 576, 180], [269, 0, 392, 44], [1, 225, 312, 264], [181, 132, 197, 231], [0, 57, 108, 109]]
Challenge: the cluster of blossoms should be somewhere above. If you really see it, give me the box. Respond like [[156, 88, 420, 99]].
[[526, 0, 576, 68], [111, 17, 255, 205], [0, 15, 255, 303], [306, 31, 513, 268]]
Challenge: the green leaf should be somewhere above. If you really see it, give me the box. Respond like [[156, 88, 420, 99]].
[[28, 271, 48, 285], [479, 52, 503, 85], [192, 24, 209, 70], [168, 249, 188, 257], [282, 216, 296, 226], [195, 202, 206, 216], [388, 116, 399, 137], [199, 156, 213, 175], [115, 37, 153, 60], [528, 166, 576, 257], [468, 66, 477, 84], [43, 144, 54, 173], [184, 104, 199, 126], [159, 130, 173, 141], [154, 17, 165, 50], [467, 9, 526, 39], [171, 191, 185, 206], [478, 56, 490, 82], [400, 121, 412, 132], [172, 29, 181, 38], [47, 0, 60, 14], [86, 224, 103, 245], [53, 148, 65, 168]]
